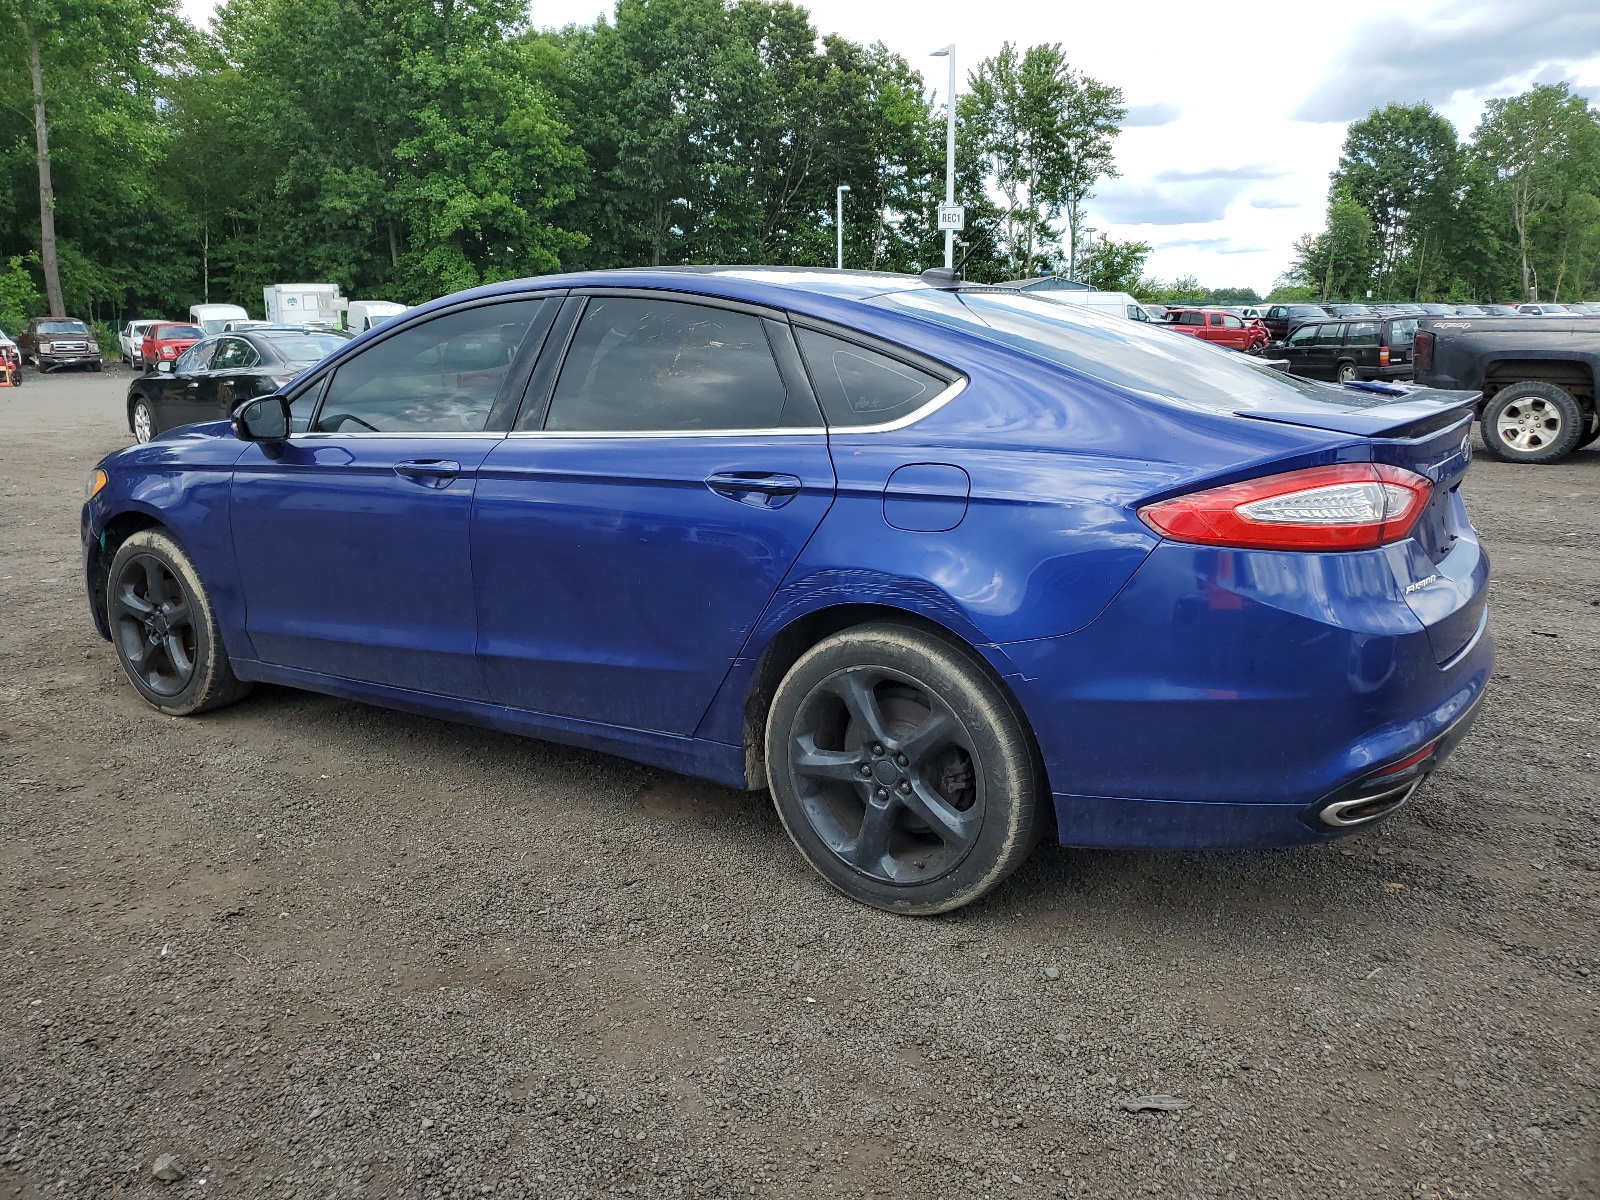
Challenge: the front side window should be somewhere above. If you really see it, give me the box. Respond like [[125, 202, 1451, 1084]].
[[1286, 325, 1319, 347], [213, 338, 260, 370], [794, 327, 946, 428], [1221, 314, 1244, 329], [1346, 322, 1380, 347], [174, 339, 218, 374], [543, 297, 789, 432], [313, 300, 545, 433]]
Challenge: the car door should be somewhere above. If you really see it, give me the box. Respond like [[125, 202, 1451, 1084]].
[[209, 336, 264, 418], [1303, 322, 1344, 379], [152, 339, 219, 430], [230, 296, 558, 698], [1217, 312, 1248, 349], [1279, 323, 1319, 374], [471, 292, 837, 734], [1386, 318, 1416, 374]]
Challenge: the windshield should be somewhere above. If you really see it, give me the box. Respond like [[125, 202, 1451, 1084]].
[[40, 320, 89, 335], [263, 332, 349, 362], [157, 325, 204, 340], [868, 288, 1398, 412]]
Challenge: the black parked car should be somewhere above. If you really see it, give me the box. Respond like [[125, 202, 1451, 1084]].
[[1259, 303, 1330, 341], [1274, 316, 1418, 383], [126, 328, 350, 443]]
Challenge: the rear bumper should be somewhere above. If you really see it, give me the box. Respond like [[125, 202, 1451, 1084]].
[[1000, 539, 1493, 849]]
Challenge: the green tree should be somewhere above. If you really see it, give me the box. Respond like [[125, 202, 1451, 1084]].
[[1331, 103, 1458, 298], [1290, 190, 1375, 300], [1473, 83, 1600, 300], [962, 42, 1122, 279], [0, 253, 38, 331], [1076, 232, 1148, 293]]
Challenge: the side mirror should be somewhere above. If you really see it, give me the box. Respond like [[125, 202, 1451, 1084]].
[[156, 360, 173, 374], [232, 395, 290, 443]]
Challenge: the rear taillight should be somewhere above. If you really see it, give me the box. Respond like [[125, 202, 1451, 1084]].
[[1138, 464, 1432, 551], [1379, 345, 1390, 367], [1413, 330, 1433, 374]]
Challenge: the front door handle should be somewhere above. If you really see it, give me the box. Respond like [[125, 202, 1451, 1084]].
[[395, 459, 462, 488], [705, 471, 803, 509]]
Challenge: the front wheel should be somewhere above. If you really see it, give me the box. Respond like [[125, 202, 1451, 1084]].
[[131, 398, 155, 443], [1481, 381, 1584, 464], [765, 622, 1042, 915], [106, 528, 251, 716]]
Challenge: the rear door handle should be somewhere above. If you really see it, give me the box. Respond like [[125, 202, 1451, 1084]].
[[395, 459, 462, 488], [706, 471, 803, 509]]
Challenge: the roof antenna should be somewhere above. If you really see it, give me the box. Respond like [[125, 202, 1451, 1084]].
[[920, 240, 982, 290]]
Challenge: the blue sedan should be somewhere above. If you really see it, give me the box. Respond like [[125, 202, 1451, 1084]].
[[82, 268, 1491, 914]]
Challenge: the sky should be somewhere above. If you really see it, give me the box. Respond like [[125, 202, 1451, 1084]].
[[178, 0, 1600, 294]]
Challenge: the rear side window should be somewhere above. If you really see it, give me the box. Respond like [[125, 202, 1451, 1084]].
[[1314, 324, 1346, 347], [543, 297, 790, 433], [1176, 311, 1205, 326], [315, 299, 546, 433], [1346, 322, 1380, 347], [794, 327, 946, 428]]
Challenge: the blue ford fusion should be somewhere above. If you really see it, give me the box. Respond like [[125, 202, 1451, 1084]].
[[82, 268, 1491, 914]]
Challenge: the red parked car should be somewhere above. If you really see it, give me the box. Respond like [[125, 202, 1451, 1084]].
[[140, 323, 205, 371], [1162, 308, 1270, 353]]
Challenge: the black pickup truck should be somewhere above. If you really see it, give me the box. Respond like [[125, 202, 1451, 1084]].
[[1415, 317, 1600, 463]]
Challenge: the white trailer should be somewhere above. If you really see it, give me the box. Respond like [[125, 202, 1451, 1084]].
[[262, 283, 346, 328]]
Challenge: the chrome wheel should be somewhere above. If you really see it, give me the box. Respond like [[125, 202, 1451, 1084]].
[[1495, 397, 1564, 453], [132, 401, 154, 443], [1337, 362, 1359, 383]]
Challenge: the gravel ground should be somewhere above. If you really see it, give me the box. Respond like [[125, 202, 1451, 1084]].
[[1, 367, 1596, 1200]]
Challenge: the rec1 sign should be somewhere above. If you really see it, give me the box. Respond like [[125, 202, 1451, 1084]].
[[937, 204, 966, 232]]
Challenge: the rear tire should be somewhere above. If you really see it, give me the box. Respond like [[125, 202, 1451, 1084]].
[[765, 621, 1042, 915], [1481, 381, 1583, 464], [1336, 361, 1359, 383], [106, 529, 251, 716]]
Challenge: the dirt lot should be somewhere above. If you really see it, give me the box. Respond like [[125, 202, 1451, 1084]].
[[1, 365, 1596, 1199]]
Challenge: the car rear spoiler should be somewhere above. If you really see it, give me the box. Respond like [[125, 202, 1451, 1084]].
[[1237, 386, 1480, 439]]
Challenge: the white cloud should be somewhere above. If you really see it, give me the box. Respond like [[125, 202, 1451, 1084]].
[[1123, 102, 1180, 127]]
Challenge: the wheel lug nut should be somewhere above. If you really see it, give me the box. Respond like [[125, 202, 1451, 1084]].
[[895, 754, 908, 767], [898, 780, 911, 793], [859, 764, 871, 776], [872, 743, 884, 756], [876, 787, 888, 800]]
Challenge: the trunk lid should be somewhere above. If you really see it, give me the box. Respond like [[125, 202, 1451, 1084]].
[[1241, 383, 1484, 665]]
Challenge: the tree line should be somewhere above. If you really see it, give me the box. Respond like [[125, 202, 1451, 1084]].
[[1281, 85, 1600, 304], [0, 0, 1131, 328]]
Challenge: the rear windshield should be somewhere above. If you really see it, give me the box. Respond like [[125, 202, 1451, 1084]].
[[868, 288, 1395, 411], [262, 332, 349, 362], [157, 325, 204, 339], [39, 320, 90, 335]]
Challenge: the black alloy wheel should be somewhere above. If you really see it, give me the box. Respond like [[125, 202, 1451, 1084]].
[[110, 553, 198, 698], [788, 665, 983, 885], [766, 622, 1041, 914], [106, 529, 251, 715]]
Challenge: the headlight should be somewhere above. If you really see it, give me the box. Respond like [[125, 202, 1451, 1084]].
[[86, 469, 108, 499], [39, 342, 54, 353]]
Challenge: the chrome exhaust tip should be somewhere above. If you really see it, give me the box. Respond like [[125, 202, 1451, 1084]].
[[1318, 780, 1421, 828]]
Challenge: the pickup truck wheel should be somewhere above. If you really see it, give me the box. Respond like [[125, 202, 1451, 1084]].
[[1336, 361, 1360, 383], [1482, 381, 1584, 464]]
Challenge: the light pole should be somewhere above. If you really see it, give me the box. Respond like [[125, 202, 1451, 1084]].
[[930, 44, 956, 269], [836, 184, 850, 270]]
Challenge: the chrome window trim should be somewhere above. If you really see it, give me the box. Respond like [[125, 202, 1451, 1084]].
[[503, 377, 967, 439], [288, 430, 508, 441]]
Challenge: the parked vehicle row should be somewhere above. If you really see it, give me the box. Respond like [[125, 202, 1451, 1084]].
[[126, 328, 352, 443]]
